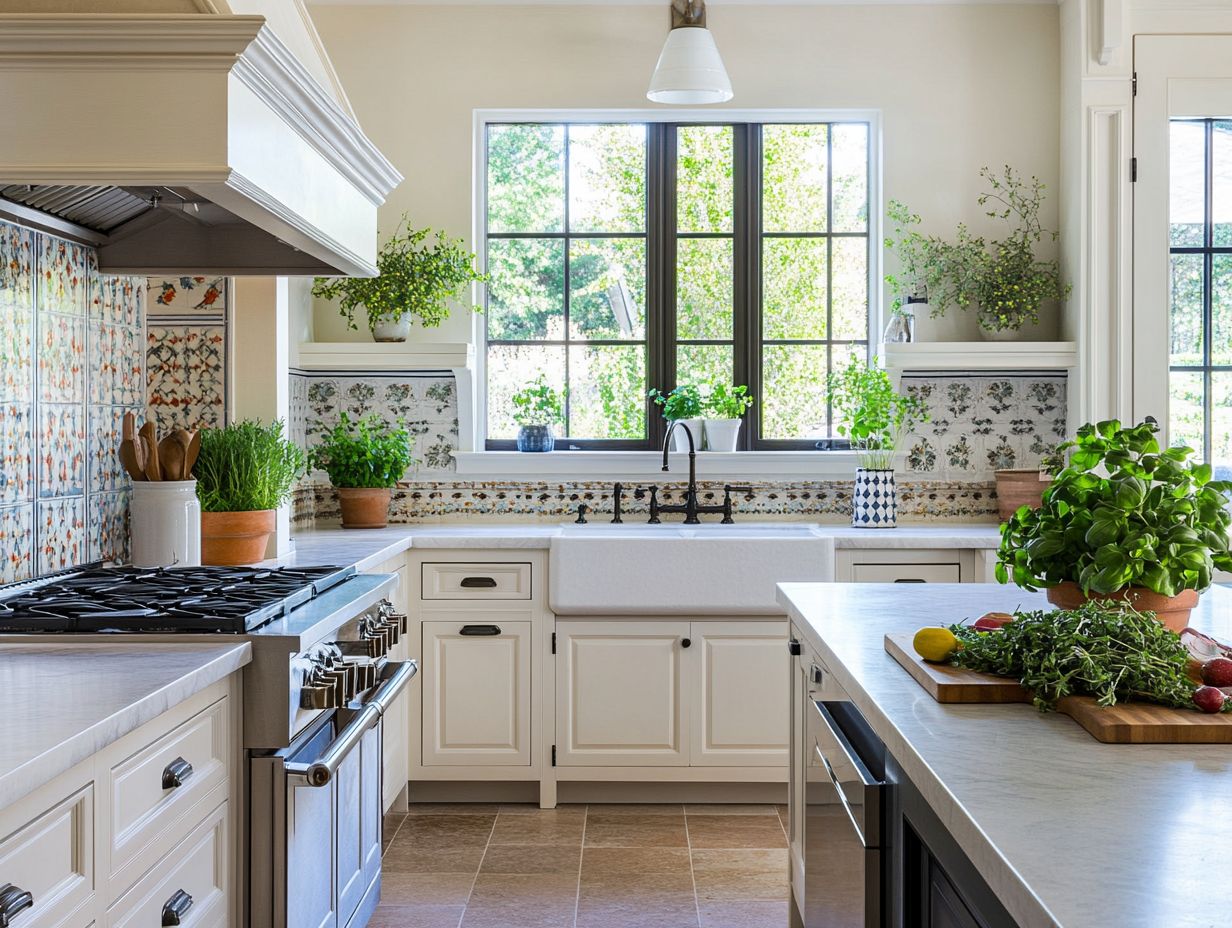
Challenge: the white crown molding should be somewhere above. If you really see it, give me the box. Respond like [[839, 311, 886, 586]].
[[306, 0, 1057, 6], [0, 13, 265, 63]]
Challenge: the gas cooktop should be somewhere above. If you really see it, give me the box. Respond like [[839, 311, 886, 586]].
[[0, 564, 356, 634]]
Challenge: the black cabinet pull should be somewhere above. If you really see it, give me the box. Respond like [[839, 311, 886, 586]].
[[460, 624, 502, 636], [0, 883, 33, 927], [681, 637, 691, 649], [161, 756, 194, 790], [161, 889, 193, 926], [787, 639, 802, 656], [893, 578, 927, 583], [459, 576, 498, 589]]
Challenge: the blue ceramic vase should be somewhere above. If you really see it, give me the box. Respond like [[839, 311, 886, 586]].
[[517, 424, 555, 453]]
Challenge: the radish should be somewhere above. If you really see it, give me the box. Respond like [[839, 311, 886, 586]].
[[1193, 686, 1227, 714], [1202, 657, 1232, 688]]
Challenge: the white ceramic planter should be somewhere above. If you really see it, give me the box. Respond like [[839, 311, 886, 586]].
[[373, 316, 411, 342], [703, 418, 741, 451], [852, 468, 897, 528], [130, 480, 201, 566], [669, 418, 704, 452]]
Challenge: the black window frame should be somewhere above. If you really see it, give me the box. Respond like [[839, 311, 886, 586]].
[[483, 119, 873, 451]]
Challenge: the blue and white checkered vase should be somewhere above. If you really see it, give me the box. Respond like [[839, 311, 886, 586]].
[[852, 468, 897, 528]]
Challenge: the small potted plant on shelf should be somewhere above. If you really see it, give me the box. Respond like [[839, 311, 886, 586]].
[[701, 382, 753, 451], [997, 419, 1232, 630], [308, 413, 416, 528], [649, 384, 703, 452], [311, 214, 487, 343], [511, 375, 565, 452], [828, 357, 929, 528], [194, 420, 303, 565]]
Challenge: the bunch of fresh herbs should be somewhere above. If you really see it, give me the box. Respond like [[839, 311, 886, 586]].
[[308, 413, 415, 488], [649, 384, 703, 421], [827, 357, 929, 469], [951, 603, 1205, 712], [511, 375, 565, 428], [194, 420, 304, 513], [704, 382, 753, 419]]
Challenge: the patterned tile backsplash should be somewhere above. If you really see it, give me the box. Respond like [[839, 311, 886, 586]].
[[0, 219, 145, 582], [145, 278, 229, 435]]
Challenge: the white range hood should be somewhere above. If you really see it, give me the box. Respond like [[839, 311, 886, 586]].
[[0, 12, 401, 276]]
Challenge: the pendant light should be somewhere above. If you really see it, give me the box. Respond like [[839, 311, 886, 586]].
[[647, 0, 733, 105]]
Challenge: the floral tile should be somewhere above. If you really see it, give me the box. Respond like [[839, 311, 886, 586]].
[[38, 403, 85, 499], [89, 489, 130, 564], [39, 235, 88, 316], [0, 402, 33, 504], [0, 220, 34, 308], [89, 404, 139, 494], [38, 497, 85, 573], [0, 504, 33, 583], [0, 299, 32, 403], [146, 324, 226, 433], [90, 271, 145, 328], [38, 312, 85, 404], [90, 321, 143, 406], [148, 277, 227, 315]]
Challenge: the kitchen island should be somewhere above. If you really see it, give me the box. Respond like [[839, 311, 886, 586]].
[[778, 582, 1232, 928]]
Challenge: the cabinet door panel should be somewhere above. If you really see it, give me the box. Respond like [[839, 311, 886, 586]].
[[556, 621, 690, 766], [692, 621, 789, 766], [422, 617, 532, 766]]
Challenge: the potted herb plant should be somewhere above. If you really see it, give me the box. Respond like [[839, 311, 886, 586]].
[[702, 382, 753, 451], [194, 420, 303, 565], [997, 419, 1232, 630], [311, 215, 486, 342], [828, 358, 929, 528], [309, 413, 415, 528], [649, 384, 703, 452], [511, 375, 565, 452]]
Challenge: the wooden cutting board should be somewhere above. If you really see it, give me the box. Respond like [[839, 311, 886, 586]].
[[885, 633, 1232, 742]]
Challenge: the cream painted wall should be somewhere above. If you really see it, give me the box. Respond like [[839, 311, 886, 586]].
[[308, 2, 1061, 345]]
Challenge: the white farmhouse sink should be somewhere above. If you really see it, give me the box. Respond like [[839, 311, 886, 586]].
[[549, 524, 835, 615]]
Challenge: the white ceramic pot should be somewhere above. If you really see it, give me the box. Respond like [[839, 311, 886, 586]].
[[372, 316, 411, 342], [703, 418, 742, 451], [669, 418, 704, 452], [130, 480, 201, 566], [852, 468, 897, 528]]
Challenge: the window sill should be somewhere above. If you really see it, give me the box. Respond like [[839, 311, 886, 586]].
[[451, 450, 879, 480]]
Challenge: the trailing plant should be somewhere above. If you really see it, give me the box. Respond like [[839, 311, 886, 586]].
[[311, 215, 487, 334], [883, 166, 1070, 331], [308, 413, 416, 489], [649, 384, 703, 421], [997, 419, 1232, 596], [950, 603, 1216, 712], [704, 382, 753, 419], [511, 375, 565, 428], [827, 357, 928, 470], [194, 420, 303, 513]]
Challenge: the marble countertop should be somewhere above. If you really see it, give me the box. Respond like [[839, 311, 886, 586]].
[[777, 582, 1232, 928], [0, 642, 251, 808], [277, 523, 1002, 572]]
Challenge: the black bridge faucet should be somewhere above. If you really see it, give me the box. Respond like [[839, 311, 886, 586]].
[[657, 421, 751, 524]]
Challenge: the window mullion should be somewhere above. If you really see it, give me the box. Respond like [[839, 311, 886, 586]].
[[743, 125, 765, 449]]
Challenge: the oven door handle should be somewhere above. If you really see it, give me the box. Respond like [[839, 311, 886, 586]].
[[285, 661, 417, 788]]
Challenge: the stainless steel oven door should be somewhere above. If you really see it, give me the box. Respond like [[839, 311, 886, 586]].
[[250, 660, 416, 928], [803, 698, 884, 928]]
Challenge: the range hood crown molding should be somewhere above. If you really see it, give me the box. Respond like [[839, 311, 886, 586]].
[[0, 13, 403, 277]]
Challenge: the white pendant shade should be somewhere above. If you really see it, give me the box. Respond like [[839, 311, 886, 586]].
[[647, 26, 733, 105]]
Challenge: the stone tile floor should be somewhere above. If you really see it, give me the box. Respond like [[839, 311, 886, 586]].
[[373, 803, 790, 928]]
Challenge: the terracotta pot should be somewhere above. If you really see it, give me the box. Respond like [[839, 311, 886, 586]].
[[337, 487, 392, 529], [200, 509, 275, 566], [995, 468, 1050, 521], [1046, 581, 1200, 632]]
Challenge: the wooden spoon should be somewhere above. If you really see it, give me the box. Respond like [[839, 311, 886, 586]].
[[118, 438, 145, 481], [140, 422, 161, 481], [183, 429, 202, 477], [159, 434, 185, 481]]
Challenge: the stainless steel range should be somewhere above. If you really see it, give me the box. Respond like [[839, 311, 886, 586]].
[[0, 563, 418, 928]]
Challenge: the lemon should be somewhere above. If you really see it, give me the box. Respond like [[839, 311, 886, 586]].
[[913, 627, 960, 664]]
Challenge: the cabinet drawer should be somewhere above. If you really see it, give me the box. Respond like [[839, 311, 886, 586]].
[[106, 802, 228, 928], [421, 563, 531, 600], [107, 698, 229, 878], [850, 562, 962, 583], [0, 783, 93, 928]]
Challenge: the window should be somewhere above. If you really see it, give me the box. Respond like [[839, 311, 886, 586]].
[[1169, 118, 1232, 473], [482, 118, 874, 450]]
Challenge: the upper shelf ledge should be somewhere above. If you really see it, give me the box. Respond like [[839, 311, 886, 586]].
[[877, 341, 1077, 372], [295, 341, 474, 372]]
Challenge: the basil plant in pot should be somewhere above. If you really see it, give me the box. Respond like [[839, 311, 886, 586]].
[[828, 358, 929, 528], [701, 382, 753, 452], [511, 375, 565, 453], [194, 420, 304, 565], [309, 414, 416, 528], [649, 384, 703, 453], [311, 215, 486, 343], [997, 419, 1232, 631]]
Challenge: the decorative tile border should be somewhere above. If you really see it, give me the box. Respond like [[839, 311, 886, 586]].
[[148, 277, 227, 314], [146, 323, 227, 434]]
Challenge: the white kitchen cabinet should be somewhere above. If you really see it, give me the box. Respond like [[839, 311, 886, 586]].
[[690, 621, 790, 767], [555, 621, 691, 767], [421, 614, 533, 766], [836, 549, 980, 583]]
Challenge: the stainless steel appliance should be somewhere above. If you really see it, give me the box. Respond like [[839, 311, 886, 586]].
[[0, 563, 418, 928], [789, 637, 888, 928]]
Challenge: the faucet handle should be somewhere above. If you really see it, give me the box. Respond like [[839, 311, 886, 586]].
[[635, 485, 661, 524], [575, 502, 589, 524], [720, 485, 752, 525]]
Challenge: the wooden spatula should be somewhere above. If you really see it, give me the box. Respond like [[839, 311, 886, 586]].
[[118, 438, 145, 481], [183, 429, 202, 477], [159, 434, 185, 481], [140, 421, 161, 481]]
